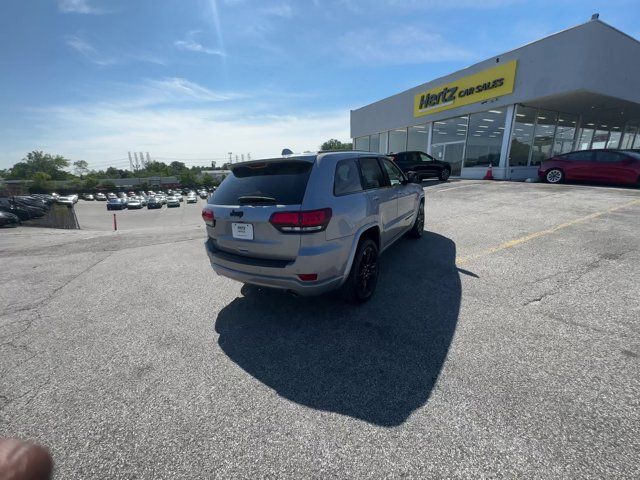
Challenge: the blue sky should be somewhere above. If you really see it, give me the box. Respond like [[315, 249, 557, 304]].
[[1, 0, 639, 170]]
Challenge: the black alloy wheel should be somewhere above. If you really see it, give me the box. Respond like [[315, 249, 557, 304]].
[[344, 238, 379, 303], [408, 201, 425, 238]]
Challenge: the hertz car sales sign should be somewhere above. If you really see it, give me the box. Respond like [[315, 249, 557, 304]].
[[413, 60, 517, 117]]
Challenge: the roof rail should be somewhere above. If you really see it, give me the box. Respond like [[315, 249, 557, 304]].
[[317, 149, 357, 153]]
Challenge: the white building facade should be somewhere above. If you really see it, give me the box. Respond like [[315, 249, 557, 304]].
[[350, 18, 640, 180]]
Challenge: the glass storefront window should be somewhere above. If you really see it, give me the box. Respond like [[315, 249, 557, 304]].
[[388, 128, 407, 154], [407, 125, 428, 151], [530, 110, 558, 166], [464, 109, 506, 168], [553, 113, 578, 155], [510, 106, 536, 167], [369, 133, 380, 153], [607, 127, 622, 148], [430, 115, 468, 175], [620, 126, 637, 149], [577, 125, 595, 150], [379, 131, 388, 154], [592, 124, 610, 149], [354, 136, 369, 151]]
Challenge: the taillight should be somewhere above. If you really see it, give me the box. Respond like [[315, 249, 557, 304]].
[[202, 208, 214, 224], [297, 274, 318, 281], [270, 208, 332, 233]]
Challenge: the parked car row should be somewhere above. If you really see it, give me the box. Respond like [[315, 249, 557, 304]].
[[106, 190, 205, 210], [0, 210, 21, 227], [0, 194, 55, 222], [48, 193, 78, 205]]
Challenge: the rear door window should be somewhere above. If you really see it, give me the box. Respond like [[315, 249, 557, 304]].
[[359, 157, 387, 190], [381, 158, 405, 186], [419, 153, 434, 163], [334, 159, 363, 196], [210, 160, 313, 205]]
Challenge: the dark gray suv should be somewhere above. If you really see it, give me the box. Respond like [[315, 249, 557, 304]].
[[203, 151, 425, 302]]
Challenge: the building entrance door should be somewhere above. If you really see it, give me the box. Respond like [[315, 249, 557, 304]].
[[431, 141, 464, 176]]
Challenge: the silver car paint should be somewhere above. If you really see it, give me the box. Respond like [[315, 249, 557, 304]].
[[204, 151, 424, 296]]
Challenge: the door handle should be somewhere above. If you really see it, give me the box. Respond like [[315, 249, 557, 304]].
[[372, 196, 380, 201]]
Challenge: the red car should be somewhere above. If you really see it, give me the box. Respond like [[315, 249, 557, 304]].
[[539, 149, 640, 186]]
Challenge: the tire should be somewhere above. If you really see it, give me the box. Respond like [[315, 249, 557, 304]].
[[439, 168, 451, 181], [407, 200, 425, 238], [343, 238, 379, 303], [545, 168, 564, 184]]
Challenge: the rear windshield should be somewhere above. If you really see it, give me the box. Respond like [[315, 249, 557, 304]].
[[210, 160, 313, 206]]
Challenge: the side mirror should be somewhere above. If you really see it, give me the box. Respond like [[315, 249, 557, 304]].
[[406, 171, 419, 183]]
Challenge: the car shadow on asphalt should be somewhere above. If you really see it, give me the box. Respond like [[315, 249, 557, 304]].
[[214, 231, 461, 427]]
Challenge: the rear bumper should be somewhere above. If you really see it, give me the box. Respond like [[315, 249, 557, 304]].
[[204, 237, 348, 296]]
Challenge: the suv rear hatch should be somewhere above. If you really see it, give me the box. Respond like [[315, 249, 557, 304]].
[[205, 158, 315, 261]]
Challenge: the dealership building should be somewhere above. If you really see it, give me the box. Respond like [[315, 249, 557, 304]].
[[350, 17, 640, 180]]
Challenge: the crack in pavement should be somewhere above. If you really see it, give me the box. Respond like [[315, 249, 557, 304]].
[[0, 251, 118, 411], [0, 251, 115, 319]]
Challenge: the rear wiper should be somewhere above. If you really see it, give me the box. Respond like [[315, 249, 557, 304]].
[[237, 195, 277, 204]]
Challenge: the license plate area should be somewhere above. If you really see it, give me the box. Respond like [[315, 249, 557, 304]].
[[232, 222, 254, 240]]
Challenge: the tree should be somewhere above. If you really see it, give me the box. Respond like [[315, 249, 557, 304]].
[[201, 173, 215, 188], [30, 172, 52, 193], [140, 161, 169, 177], [169, 161, 187, 176], [66, 177, 83, 193], [73, 160, 89, 178], [7, 151, 71, 180], [84, 177, 99, 191], [100, 180, 117, 191], [179, 170, 197, 187], [320, 139, 353, 151]]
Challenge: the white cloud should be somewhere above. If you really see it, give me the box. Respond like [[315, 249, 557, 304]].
[[58, 0, 103, 14], [174, 31, 225, 56], [66, 35, 115, 66], [24, 104, 348, 167], [143, 78, 244, 104], [126, 52, 167, 66], [66, 35, 165, 67], [6, 78, 347, 166], [339, 27, 473, 65]]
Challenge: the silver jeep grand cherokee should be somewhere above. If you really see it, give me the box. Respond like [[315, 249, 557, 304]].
[[203, 151, 425, 302]]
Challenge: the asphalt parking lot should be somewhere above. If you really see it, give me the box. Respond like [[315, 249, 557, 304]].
[[1, 180, 639, 479], [75, 197, 206, 231]]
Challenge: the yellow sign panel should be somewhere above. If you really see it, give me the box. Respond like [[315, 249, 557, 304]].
[[413, 60, 517, 117]]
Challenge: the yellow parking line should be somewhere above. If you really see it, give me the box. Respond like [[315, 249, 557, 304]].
[[456, 198, 640, 266]]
